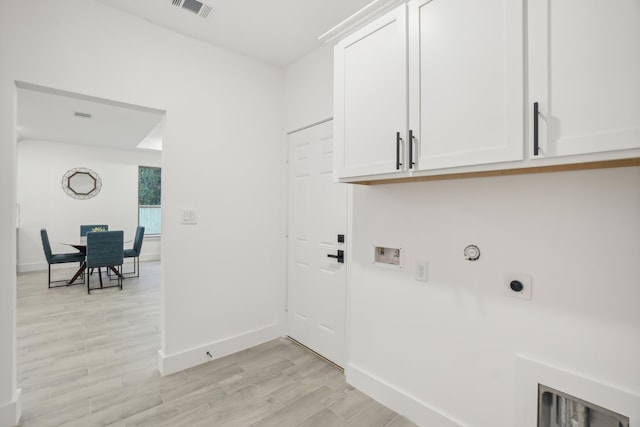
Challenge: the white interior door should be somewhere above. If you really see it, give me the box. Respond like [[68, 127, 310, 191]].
[[287, 120, 347, 366]]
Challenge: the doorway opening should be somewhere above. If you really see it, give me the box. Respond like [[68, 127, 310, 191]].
[[14, 82, 165, 425]]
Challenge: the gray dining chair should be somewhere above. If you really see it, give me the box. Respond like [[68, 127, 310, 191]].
[[86, 230, 124, 294], [40, 228, 85, 288]]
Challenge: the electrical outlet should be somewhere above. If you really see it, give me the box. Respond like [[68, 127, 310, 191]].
[[415, 260, 428, 282], [504, 273, 532, 300]]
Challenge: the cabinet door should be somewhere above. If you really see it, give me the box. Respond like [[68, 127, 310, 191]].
[[334, 6, 408, 179], [528, 0, 640, 158], [408, 0, 524, 170]]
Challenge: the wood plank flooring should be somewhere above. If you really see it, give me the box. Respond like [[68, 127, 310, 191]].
[[17, 262, 417, 426]]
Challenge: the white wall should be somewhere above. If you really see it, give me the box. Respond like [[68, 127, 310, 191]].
[[17, 140, 161, 272], [0, 0, 285, 422], [284, 46, 640, 426], [283, 44, 334, 133], [349, 169, 640, 426], [0, 64, 19, 427]]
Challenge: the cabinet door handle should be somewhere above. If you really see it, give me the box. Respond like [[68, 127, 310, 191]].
[[409, 129, 415, 169], [533, 102, 540, 156], [396, 132, 403, 170]]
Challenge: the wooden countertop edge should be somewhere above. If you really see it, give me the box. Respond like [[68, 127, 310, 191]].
[[348, 158, 640, 185]]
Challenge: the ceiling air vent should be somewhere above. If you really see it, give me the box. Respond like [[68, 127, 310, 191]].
[[171, 0, 213, 18]]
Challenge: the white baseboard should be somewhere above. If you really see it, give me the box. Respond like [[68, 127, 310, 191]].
[[17, 262, 87, 273], [17, 256, 161, 273], [17, 262, 46, 273], [0, 389, 21, 427], [345, 364, 463, 427], [158, 323, 281, 376], [139, 253, 160, 262]]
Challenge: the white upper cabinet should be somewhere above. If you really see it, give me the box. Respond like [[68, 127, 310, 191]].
[[331, 0, 640, 182], [334, 1, 523, 180], [408, 0, 524, 171], [334, 6, 408, 179], [528, 0, 640, 158]]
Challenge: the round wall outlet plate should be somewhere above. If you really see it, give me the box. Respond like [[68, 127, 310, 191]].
[[464, 244, 480, 261]]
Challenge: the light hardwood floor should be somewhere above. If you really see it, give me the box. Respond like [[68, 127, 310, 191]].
[[16, 262, 417, 426]]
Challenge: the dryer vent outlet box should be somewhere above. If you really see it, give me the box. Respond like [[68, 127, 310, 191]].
[[373, 245, 402, 270]]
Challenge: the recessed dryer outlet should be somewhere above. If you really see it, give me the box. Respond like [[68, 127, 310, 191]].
[[504, 273, 532, 300]]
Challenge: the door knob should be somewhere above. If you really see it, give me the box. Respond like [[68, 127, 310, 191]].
[[327, 250, 345, 264]]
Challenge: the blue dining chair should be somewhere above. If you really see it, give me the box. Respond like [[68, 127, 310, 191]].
[[86, 230, 124, 294], [124, 226, 145, 277], [40, 228, 85, 288], [81, 225, 108, 275]]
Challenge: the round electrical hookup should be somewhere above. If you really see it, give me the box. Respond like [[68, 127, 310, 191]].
[[510, 280, 524, 292], [463, 245, 480, 261]]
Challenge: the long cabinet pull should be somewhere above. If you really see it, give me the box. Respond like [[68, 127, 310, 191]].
[[396, 132, 403, 170], [533, 102, 540, 156], [409, 129, 415, 169]]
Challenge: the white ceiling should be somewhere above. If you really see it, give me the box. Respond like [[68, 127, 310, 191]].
[[17, 83, 165, 151], [17, 0, 373, 151], [93, 0, 374, 67]]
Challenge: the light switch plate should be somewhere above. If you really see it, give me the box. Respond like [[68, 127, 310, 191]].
[[181, 209, 197, 225]]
